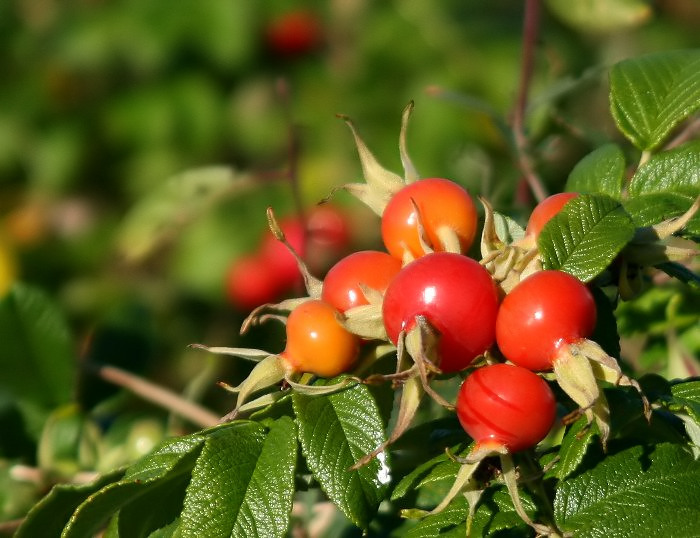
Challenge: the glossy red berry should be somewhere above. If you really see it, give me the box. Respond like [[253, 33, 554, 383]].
[[381, 178, 477, 260], [496, 270, 596, 371], [525, 192, 578, 239], [382, 252, 499, 373], [456, 363, 556, 453], [321, 250, 402, 312]]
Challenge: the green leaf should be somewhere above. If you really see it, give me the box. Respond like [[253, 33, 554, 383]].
[[293, 383, 390, 529], [14, 469, 125, 538], [180, 418, 297, 538], [404, 494, 469, 537], [0, 284, 75, 434], [538, 194, 635, 282], [610, 50, 700, 150], [669, 380, 700, 422], [61, 434, 205, 537], [623, 192, 700, 237], [403, 486, 534, 538], [565, 144, 626, 199], [551, 417, 595, 480], [469, 487, 535, 538], [554, 443, 700, 536], [628, 141, 700, 197], [391, 445, 468, 502]]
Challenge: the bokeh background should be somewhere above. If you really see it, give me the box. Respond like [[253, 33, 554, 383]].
[[1, 0, 699, 530]]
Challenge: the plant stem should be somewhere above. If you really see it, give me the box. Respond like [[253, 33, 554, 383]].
[[512, 0, 548, 203], [95, 364, 220, 428]]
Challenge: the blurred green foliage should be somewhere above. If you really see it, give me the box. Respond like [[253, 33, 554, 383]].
[[0, 1, 698, 532]]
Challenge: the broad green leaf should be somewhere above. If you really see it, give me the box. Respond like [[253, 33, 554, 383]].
[[623, 192, 700, 236], [538, 194, 635, 282], [293, 383, 390, 529], [610, 50, 700, 150], [551, 417, 595, 480], [116, 166, 254, 262], [0, 284, 75, 434], [565, 144, 626, 199], [669, 380, 700, 423], [554, 443, 700, 536], [61, 434, 205, 537], [628, 141, 700, 197], [147, 519, 180, 538], [180, 418, 297, 538], [14, 469, 124, 538], [546, 0, 650, 34]]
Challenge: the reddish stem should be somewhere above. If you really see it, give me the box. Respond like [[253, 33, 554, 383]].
[[512, 0, 548, 203]]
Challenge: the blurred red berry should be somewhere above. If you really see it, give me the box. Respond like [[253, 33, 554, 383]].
[[266, 11, 322, 57], [260, 217, 306, 290], [307, 205, 351, 252], [225, 254, 282, 311]]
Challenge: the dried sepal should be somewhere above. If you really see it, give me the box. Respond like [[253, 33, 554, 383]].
[[480, 196, 505, 257], [350, 374, 424, 470], [336, 103, 426, 216], [426, 459, 481, 516], [399, 101, 420, 183], [188, 343, 270, 362], [284, 375, 359, 396], [553, 346, 611, 448], [240, 296, 310, 334], [218, 354, 288, 422], [342, 303, 387, 340], [574, 339, 651, 420], [266, 207, 323, 298], [337, 113, 405, 209], [500, 454, 562, 537]]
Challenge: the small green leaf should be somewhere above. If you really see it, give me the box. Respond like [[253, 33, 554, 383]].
[[554, 443, 700, 536], [565, 144, 626, 199], [180, 418, 297, 538], [538, 194, 635, 281], [293, 382, 390, 529], [61, 434, 205, 538], [14, 469, 124, 538], [0, 284, 75, 434], [610, 50, 700, 150], [552, 417, 595, 480], [628, 141, 700, 197]]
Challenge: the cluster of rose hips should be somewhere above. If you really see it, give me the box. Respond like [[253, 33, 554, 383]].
[[200, 104, 650, 534]]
